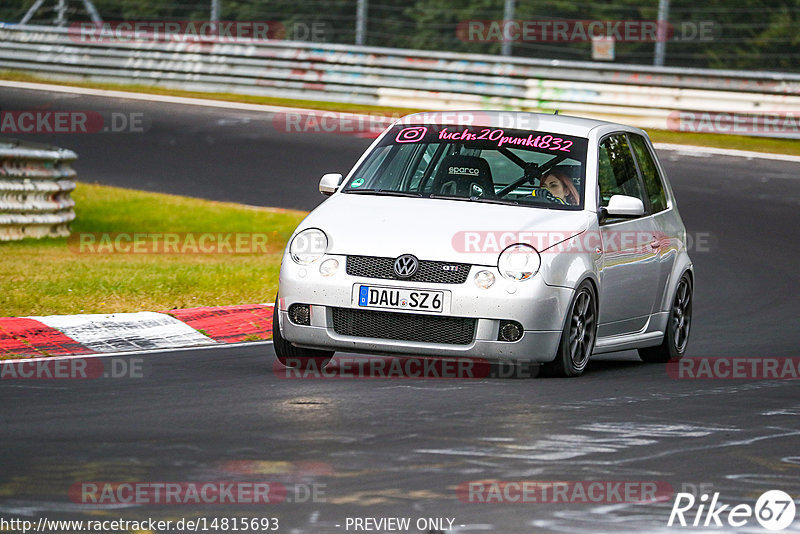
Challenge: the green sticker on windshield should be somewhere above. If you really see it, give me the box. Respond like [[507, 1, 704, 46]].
[[351, 178, 365, 188]]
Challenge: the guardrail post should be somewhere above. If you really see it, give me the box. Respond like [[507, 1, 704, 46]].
[[356, 0, 368, 46], [501, 0, 515, 57], [654, 0, 670, 66], [0, 138, 77, 241]]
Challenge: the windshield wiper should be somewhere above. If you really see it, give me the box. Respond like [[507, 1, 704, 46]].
[[467, 196, 520, 206], [345, 189, 422, 198], [429, 195, 520, 206]]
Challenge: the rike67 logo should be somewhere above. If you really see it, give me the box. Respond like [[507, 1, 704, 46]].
[[668, 490, 796, 530]]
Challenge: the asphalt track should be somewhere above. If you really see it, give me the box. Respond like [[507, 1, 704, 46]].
[[1, 85, 800, 533]]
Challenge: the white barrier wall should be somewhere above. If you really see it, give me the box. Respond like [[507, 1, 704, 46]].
[[0, 24, 798, 137]]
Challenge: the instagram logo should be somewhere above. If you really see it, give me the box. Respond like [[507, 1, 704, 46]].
[[396, 126, 427, 143]]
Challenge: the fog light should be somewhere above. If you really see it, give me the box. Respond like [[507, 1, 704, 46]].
[[319, 258, 339, 277], [474, 270, 495, 289], [498, 320, 523, 342], [288, 304, 311, 326]]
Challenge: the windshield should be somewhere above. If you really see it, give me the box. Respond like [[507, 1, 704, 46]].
[[343, 124, 588, 209]]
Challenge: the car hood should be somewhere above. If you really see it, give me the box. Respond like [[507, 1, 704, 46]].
[[298, 193, 594, 266]]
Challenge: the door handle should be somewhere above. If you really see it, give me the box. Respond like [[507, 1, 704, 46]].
[[650, 237, 661, 249]]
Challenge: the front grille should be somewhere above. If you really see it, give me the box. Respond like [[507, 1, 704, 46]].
[[332, 308, 476, 345], [346, 255, 470, 284]]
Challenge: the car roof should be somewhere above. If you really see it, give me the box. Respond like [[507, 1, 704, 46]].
[[394, 110, 638, 138]]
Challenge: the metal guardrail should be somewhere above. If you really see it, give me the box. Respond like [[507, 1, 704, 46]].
[[0, 138, 76, 241], [1, 24, 799, 136]]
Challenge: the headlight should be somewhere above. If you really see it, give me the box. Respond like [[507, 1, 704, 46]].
[[498, 243, 540, 281], [290, 228, 328, 265]]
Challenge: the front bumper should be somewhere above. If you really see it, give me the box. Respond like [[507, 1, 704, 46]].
[[278, 254, 573, 363]]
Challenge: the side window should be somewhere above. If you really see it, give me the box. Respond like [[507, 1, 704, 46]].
[[598, 134, 645, 207], [629, 134, 668, 213]]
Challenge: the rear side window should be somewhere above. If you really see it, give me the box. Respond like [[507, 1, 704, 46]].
[[629, 134, 668, 213], [598, 134, 644, 207]]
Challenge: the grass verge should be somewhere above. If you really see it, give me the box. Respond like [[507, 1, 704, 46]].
[[2, 70, 798, 157], [646, 129, 800, 157], [0, 183, 307, 316]]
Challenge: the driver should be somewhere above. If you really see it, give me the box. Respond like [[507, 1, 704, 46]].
[[540, 172, 580, 206]]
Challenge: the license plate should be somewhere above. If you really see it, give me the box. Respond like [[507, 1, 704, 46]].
[[356, 285, 444, 313]]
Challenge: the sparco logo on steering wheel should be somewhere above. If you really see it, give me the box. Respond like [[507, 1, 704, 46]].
[[394, 255, 419, 278]]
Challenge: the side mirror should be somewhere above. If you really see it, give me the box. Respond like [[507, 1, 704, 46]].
[[319, 173, 344, 196], [603, 195, 645, 219]]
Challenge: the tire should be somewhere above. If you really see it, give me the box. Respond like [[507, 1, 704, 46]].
[[638, 274, 692, 363], [272, 299, 334, 370], [541, 281, 597, 378]]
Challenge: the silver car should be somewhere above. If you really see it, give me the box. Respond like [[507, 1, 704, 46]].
[[273, 112, 693, 377]]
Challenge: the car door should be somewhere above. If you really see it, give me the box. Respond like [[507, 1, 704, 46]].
[[596, 133, 662, 337], [628, 133, 676, 304]]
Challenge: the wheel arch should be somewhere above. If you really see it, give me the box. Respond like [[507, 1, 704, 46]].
[[659, 257, 694, 313], [555, 273, 600, 340]]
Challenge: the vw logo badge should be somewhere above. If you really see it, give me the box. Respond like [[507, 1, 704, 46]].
[[393, 254, 419, 278]]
